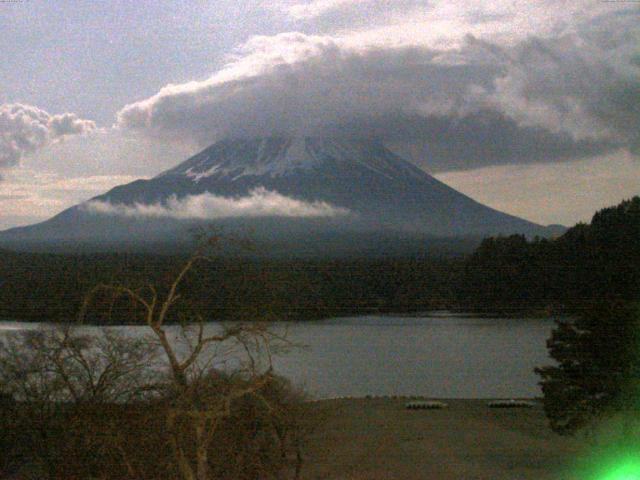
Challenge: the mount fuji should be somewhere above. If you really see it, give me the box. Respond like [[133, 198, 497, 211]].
[[0, 137, 562, 254]]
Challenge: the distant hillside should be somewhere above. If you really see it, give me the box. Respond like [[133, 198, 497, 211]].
[[0, 136, 561, 254]]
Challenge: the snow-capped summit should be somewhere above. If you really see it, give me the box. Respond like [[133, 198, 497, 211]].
[[0, 136, 560, 252], [158, 137, 425, 183]]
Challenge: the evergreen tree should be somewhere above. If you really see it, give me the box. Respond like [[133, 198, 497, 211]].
[[535, 301, 640, 434]]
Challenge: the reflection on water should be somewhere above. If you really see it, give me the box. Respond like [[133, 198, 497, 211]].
[[0, 315, 555, 399]]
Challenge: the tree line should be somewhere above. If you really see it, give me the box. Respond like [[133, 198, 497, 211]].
[[0, 196, 638, 324], [0, 252, 461, 324], [459, 196, 640, 315], [531, 197, 640, 442]]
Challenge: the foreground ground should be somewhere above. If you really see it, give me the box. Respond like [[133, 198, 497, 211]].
[[303, 398, 586, 480]]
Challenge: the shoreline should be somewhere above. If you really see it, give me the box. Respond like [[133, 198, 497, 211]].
[[0, 309, 558, 327], [308, 395, 542, 402]]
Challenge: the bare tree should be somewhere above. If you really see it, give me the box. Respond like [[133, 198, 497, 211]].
[[0, 236, 308, 479], [0, 325, 159, 479], [79, 236, 303, 480]]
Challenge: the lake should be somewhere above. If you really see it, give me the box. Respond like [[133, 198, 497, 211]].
[[0, 314, 556, 399]]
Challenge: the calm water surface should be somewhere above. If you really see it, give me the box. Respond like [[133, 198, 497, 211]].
[[0, 314, 555, 399]]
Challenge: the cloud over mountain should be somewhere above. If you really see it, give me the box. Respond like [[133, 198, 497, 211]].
[[116, 8, 640, 171], [482, 17, 640, 152], [82, 187, 350, 219], [1, 0, 636, 232], [0, 104, 96, 170], [116, 32, 493, 145]]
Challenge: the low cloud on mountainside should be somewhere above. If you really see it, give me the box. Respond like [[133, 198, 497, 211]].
[[0, 104, 96, 171], [82, 187, 350, 220]]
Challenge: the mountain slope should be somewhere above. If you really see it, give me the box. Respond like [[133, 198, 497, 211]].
[[0, 136, 559, 252]]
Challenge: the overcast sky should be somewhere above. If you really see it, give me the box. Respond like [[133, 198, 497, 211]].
[[1, 0, 639, 229]]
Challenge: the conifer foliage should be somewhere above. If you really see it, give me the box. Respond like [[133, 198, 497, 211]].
[[536, 301, 640, 434]]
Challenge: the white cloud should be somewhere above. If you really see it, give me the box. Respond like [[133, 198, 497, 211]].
[[81, 187, 350, 219], [478, 15, 640, 148], [116, 32, 493, 144], [0, 104, 96, 170], [0, 126, 195, 230], [116, 5, 639, 168], [3, 0, 637, 232], [282, 0, 624, 47], [285, 0, 367, 20]]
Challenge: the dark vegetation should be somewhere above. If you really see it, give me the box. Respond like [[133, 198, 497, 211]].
[[460, 196, 640, 315], [1, 197, 638, 323], [0, 352, 309, 479], [0, 245, 312, 480], [0, 198, 638, 478], [536, 301, 640, 435], [1, 376, 308, 479], [532, 197, 640, 436], [0, 253, 462, 323]]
